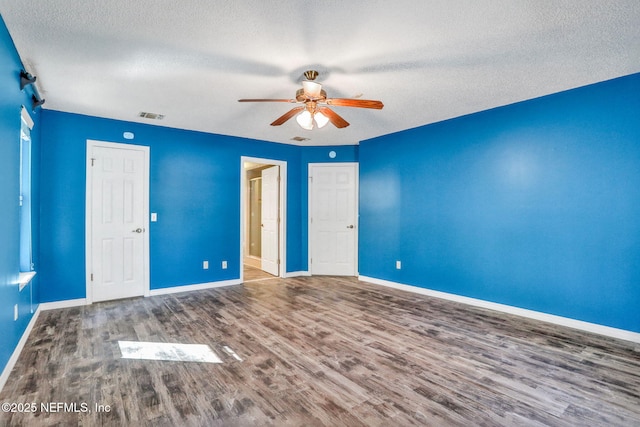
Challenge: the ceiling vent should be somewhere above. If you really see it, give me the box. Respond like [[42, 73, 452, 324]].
[[138, 112, 165, 120], [291, 136, 310, 142]]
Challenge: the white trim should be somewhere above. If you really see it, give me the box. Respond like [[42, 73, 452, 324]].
[[240, 157, 287, 282], [308, 162, 359, 276], [18, 271, 36, 292], [148, 279, 242, 296], [40, 299, 88, 311], [20, 106, 34, 130], [359, 275, 640, 344], [85, 140, 150, 304], [0, 306, 40, 393], [283, 271, 311, 278]]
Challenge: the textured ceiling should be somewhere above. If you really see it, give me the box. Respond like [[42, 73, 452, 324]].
[[1, 1, 639, 146]]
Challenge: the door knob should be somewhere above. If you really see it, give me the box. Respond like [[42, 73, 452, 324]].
[[132, 228, 143, 233], [347, 225, 354, 229]]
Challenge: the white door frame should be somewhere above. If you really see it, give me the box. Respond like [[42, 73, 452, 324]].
[[308, 162, 359, 276], [240, 156, 287, 281], [85, 140, 150, 303]]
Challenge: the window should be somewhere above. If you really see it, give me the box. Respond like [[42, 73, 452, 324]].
[[20, 106, 34, 273]]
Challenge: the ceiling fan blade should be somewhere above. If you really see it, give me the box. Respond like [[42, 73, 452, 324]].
[[270, 106, 306, 126], [325, 98, 384, 109], [318, 107, 350, 128], [238, 98, 296, 103]]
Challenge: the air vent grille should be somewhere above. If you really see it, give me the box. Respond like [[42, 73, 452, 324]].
[[138, 112, 165, 120]]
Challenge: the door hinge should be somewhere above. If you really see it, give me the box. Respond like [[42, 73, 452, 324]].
[[91, 158, 96, 167], [90, 273, 94, 281]]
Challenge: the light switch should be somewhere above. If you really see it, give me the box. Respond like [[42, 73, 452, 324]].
[[151, 212, 157, 222]]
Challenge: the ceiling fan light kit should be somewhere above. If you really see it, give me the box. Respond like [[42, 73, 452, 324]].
[[314, 111, 330, 128], [295, 109, 329, 131], [238, 70, 383, 131], [296, 110, 314, 130]]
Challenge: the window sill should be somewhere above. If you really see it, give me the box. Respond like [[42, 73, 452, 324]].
[[18, 271, 36, 292]]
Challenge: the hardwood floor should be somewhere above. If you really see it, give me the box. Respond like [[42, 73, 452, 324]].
[[1, 276, 639, 426], [243, 264, 277, 282]]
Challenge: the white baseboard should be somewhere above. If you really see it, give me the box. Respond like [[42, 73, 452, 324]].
[[148, 278, 242, 296], [39, 298, 87, 311], [358, 275, 640, 345], [0, 306, 41, 393], [283, 271, 311, 278], [38, 279, 243, 309]]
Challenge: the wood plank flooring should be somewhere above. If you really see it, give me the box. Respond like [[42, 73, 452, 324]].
[[243, 264, 277, 282], [1, 276, 639, 426]]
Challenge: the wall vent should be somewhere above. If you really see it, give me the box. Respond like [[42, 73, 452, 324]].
[[138, 112, 165, 120]]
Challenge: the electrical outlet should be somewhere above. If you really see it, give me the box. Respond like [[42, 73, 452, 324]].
[[396, 260, 402, 269], [203, 260, 209, 270], [222, 260, 228, 269], [14, 304, 18, 321]]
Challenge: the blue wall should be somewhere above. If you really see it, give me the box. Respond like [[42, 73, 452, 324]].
[[0, 16, 41, 377], [360, 73, 640, 333], [38, 111, 359, 301], [39, 111, 301, 299]]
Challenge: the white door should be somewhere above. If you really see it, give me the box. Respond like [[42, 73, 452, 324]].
[[261, 166, 280, 276], [88, 142, 148, 302], [309, 163, 358, 275]]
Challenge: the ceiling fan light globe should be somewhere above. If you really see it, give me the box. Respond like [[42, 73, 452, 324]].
[[302, 81, 322, 98], [296, 110, 314, 130], [314, 111, 329, 128]]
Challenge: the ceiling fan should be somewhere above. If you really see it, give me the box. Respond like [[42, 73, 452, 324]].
[[238, 70, 384, 130]]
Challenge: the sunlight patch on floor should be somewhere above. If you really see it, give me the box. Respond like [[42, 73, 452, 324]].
[[118, 341, 223, 363]]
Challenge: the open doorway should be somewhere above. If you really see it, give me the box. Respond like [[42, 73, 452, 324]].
[[241, 157, 287, 282]]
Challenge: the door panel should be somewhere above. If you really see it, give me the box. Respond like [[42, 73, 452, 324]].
[[309, 164, 358, 276], [91, 145, 146, 301], [261, 166, 280, 276]]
